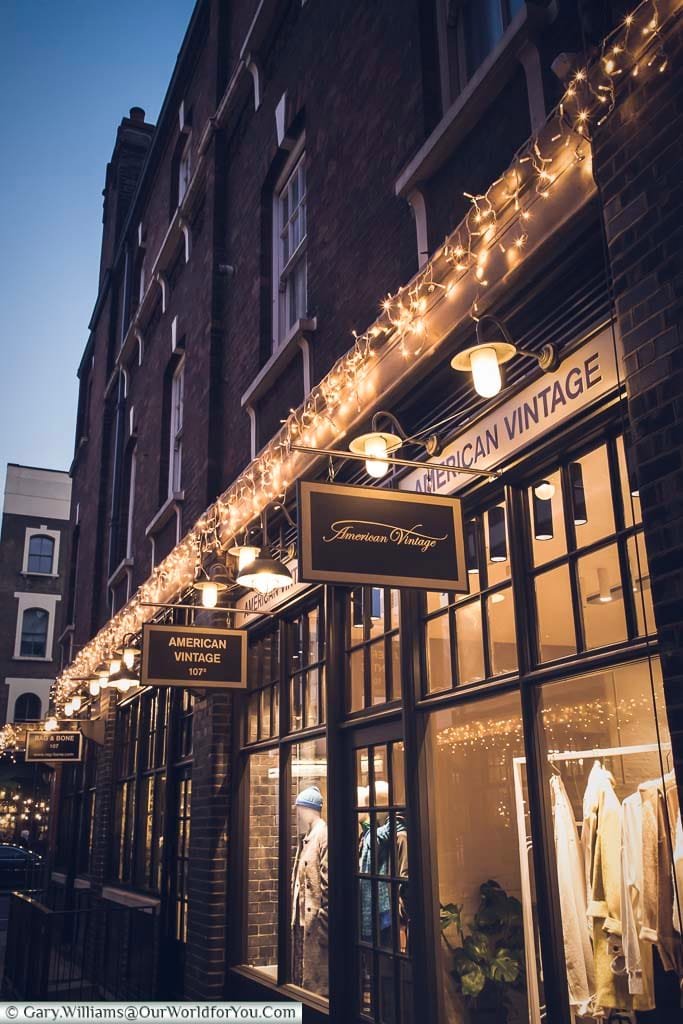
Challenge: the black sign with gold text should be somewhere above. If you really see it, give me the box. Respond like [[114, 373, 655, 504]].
[[141, 624, 247, 688], [25, 730, 83, 763], [298, 481, 468, 591]]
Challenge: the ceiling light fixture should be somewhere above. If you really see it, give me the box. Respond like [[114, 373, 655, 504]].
[[534, 480, 556, 501], [451, 315, 559, 399]]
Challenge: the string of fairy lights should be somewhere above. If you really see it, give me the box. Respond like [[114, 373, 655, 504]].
[[16, 0, 678, 728]]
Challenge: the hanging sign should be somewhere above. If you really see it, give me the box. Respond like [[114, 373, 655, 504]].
[[141, 624, 247, 688], [25, 730, 83, 763], [400, 328, 621, 496], [298, 480, 467, 591]]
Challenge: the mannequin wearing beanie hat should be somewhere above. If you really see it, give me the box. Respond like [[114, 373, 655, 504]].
[[291, 784, 328, 996]]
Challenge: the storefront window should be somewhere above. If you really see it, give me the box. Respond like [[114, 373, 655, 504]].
[[423, 498, 514, 694], [427, 691, 530, 1024], [246, 628, 280, 744], [534, 659, 682, 1020], [354, 739, 411, 1022], [244, 748, 279, 978], [347, 588, 401, 711], [289, 739, 328, 995], [527, 436, 654, 665], [288, 603, 325, 731]]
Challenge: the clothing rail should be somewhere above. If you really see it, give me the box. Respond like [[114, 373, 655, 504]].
[[545, 742, 671, 763]]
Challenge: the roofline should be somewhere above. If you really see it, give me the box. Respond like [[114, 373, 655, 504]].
[[6, 463, 71, 476], [80, 0, 210, 349]]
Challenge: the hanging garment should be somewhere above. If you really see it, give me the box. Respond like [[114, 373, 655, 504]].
[[359, 816, 408, 940], [639, 780, 683, 979], [583, 761, 632, 1014], [550, 773, 596, 1015], [620, 792, 655, 1007], [291, 815, 329, 995], [671, 806, 683, 935]]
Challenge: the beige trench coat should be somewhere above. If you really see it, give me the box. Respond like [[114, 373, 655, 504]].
[[291, 816, 328, 996]]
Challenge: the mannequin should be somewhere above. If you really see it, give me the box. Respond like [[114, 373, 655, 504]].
[[291, 785, 328, 996]]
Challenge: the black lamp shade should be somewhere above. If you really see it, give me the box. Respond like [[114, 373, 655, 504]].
[[569, 462, 588, 525], [532, 493, 554, 541], [465, 520, 479, 573], [488, 506, 508, 562]]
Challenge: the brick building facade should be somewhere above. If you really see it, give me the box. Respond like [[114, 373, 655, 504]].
[[35, 0, 683, 1020], [0, 464, 71, 725]]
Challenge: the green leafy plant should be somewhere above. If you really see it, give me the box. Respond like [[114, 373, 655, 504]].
[[440, 880, 525, 1019]]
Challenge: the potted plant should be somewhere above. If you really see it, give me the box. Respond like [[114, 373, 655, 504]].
[[440, 880, 526, 1024]]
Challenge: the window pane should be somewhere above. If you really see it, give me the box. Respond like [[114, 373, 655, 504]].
[[578, 543, 627, 649], [536, 660, 682, 1019], [370, 641, 386, 705], [427, 690, 531, 1022], [291, 739, 328, 997], [390, 634, 401, 702], [455, 601, 484, 684], [426, 612, 452, 693], [528, 471, 566, 566], [571, 445, 615, 548], [487, 587, 517, 675], [20, 607, 48, 657], [628, 532, 655, 636], [28, 534, 54, 574], [244, 749, 279, 978], [617, 434, 642, 528], [535, 565, 576, 662], [463, 0, 504, 79], [349, 648, 364, 712]]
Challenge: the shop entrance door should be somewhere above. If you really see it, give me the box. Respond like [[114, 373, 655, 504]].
[[343, 722, 413, 1024]]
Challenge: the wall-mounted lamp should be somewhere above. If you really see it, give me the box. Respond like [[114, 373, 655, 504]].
[[44, 717, 58, 733], [236, 508, 293, 596], [89, 679, 101, 697], [194, 562, 230, 608], [71, 695, 82, 713], [64, 702, 74, 717], [349, 411, 440, 479], [109, 660, 139, 693], [451, 315, 559, 399], [237, 549, 293, 595], [121, 637, 139, 671], [228, 542, 260, 575]]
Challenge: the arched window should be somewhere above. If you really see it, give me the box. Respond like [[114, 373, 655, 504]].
[[27, 534, 55, 574], [14, 692, 41, 722], [20, 607, 49, 658]]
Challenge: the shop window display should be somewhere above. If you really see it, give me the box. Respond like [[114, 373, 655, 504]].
[[533, 659, 682, 1020], [290, 740, 328, 995], [354, 740, 411, 1022], [244, 748, 280, 978], [427, 691, 530, 1024]]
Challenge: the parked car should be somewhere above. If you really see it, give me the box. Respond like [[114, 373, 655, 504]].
[[0, 844, 42, 891]]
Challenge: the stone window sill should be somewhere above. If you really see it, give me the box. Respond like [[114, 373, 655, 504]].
[[145, 491, 185, 538], [107, 557, 134, 591], [241, 317, 316, 409], [229, 965, 329, 1015], [101, 885, 160, 911], [395, 2, 553, 197]]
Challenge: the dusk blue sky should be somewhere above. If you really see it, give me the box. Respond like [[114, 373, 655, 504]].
[[0, 0, 195, 495]]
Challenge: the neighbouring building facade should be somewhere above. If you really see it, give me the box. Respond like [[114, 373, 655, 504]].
[[0, 464, 71, 725], [28, 0, 683, 1021]]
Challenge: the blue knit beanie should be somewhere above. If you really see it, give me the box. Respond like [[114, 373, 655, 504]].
[[296, 784, 323, 811]]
